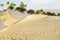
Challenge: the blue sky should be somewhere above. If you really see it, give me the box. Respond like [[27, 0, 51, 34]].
[[0, 0, 60, 10]]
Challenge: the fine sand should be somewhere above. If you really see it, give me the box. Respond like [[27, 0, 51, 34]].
[[0, 14, 60, 40]]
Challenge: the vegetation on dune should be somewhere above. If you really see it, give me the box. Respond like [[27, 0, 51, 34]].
[[15, 7, 20, 11], [0, 4, 4, 7], [15, 2, 26, 12], [0, 4, 4, 10], [7, 2, 16, 10], [35, 9, 43, 14], [46, 12, 56, 16], [0, 2, 60, 16], [57, 13, 60, 16], [27, 9, 35, 14]]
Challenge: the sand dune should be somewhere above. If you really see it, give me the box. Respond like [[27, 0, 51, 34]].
[[2, 11, 30, 26], [0, 11, 26, 29], [0, 11, 23, 27], [0, 14, 60, 40], [0, 11, 30, 30]]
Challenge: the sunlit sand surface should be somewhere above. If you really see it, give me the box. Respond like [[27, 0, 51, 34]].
[[0, 14, 60, 40]]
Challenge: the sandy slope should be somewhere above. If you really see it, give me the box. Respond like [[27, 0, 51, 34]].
[[0, 11, 23, 27], [9, 10, 31, 18], [0, 14, 60, 40], [0, 20, 5, 30]]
